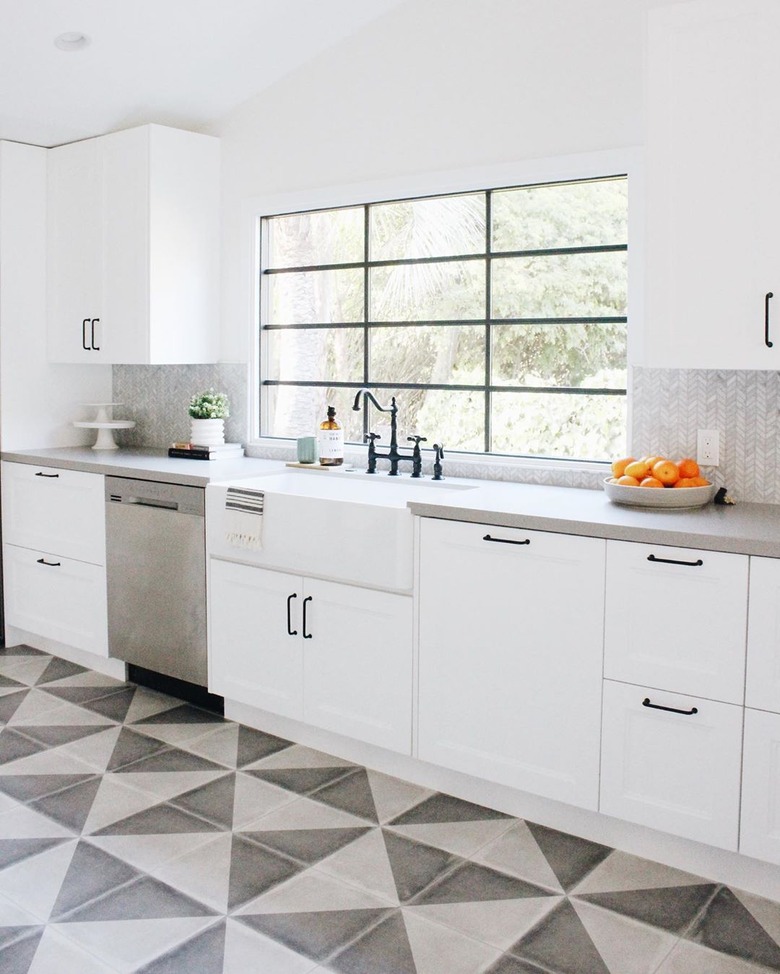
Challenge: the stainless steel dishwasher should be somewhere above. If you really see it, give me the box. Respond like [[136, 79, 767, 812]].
[[105, 476, 207, 687]]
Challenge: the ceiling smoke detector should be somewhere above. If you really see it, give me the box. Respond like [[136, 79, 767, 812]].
[[54, 32, 90, 52]]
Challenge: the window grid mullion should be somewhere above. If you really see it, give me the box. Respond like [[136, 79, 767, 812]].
[[362, 204, 370, 442], [485, 191, 492, 454]]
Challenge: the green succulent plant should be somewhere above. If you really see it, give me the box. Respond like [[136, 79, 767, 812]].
[[189, 389, 230, 419]]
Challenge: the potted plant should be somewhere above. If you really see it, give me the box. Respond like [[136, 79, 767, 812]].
[[189, 389, 230, 446]]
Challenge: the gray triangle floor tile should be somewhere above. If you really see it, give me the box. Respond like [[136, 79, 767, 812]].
[[49, 839, 141, 920], [34, 658, 87, 686], [0, 838, 68, 871], [92, 801, 224, 836], [0, 928, 44, 974], [577, 884, 719, 935], [484, 956, 548, 974], [414, 860, 556, 906], [9, 724, 107, 750], [0, 925, 39, 950], [106, 727, 171, 771], [0, 675, 25, 689], [62, 874, 218, 922], [237, 908, 391, 963], [115, 747, 226, 774], [70, 687, 139, 722], [28, 777, 101, 832], [0, 646, 46, 658], [311, 768, 380, 823], [132, 703, 225, 726], [0, 774, 96, 805], [236, 726, 293, 767], [686, 886, 780, 970], [36, 685, 122, 706], [509, 899, 610, 974], [228, 834, 302, 912], [247, 766, 354, 797], [0, 730, 46, 766], [240, 827, 370, 866], [390, 792, 512, 826], [170, 774, 236, 830], [328, 910, 417, 974], [136, 919, 227, 974], [382, 830, 460, 902], [525, 822, 612, 892], [0, 691, 29, 725]]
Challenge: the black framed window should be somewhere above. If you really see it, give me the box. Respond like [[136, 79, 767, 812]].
[[259, 175, 627, 462]]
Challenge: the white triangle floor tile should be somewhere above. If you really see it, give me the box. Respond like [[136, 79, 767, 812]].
[[390, 819, 516, 860], [0, 800, 75, 839], [0, 838, 77, 922], [42, 671, 126, 690], [223, 917, 319, 974], [27, 924, 122, 974], [178, 724, 239, 767], [406, 895, 564, 952], [123, 688, 183, 725], [572, 850, 710, 896], [0, 657, 53, 686], [80, 776, 165, 834], [244, 743, 353, 771], [9, 692, 116, 728], [235, 865, 397, 916], [130, 722, 224, 748], [654, 938, 767, 974], [572, 899, 680, 974], [471, 820, 565, 891], [149, 833, 233, 914], [316, 828, 400, 904], [0, 889, 46, 926], [242, 794, 369, 832], [366, 770, 435, 824], [88, 832, 219, 875], [55, 917, 218, 973], [52, 727, 122, 773], [232, 772, 299, 829], [402, 908, 503, 974], [732, 887, 780, 946], [0, 746, 98, 776]]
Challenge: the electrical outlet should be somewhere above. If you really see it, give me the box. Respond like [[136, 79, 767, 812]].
[[697, 429, 720, 466]]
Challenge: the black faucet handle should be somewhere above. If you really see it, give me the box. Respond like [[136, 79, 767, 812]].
[[407, 435, 427, 446], [365, 432, 381, 442]]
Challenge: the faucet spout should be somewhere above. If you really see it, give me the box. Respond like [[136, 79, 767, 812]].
[[352, 389, 401, 474], [352, 388, 395, 415]]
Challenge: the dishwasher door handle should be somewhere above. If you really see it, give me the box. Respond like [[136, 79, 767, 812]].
[[124, 497, 179, 511]]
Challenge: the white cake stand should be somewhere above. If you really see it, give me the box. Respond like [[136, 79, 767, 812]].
[[74, 403, 135, 450]]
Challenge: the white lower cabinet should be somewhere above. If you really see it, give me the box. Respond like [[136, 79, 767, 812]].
[[208, 559, 412, 754], [3, 543, 108, 656], [740, 708, 780, 865], [600, 679, 743, 850], [417, 518, 605, 810], [746, 556, 780, 713]]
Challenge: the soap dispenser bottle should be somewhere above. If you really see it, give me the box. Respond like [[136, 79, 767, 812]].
[[318, 406, 344, 466]]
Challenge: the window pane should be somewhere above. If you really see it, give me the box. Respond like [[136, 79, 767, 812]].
[[370, 194, 486, 260], [370, 260, 485, 321], [491, 177, 627, 251], [266, 327, 364, 384], [358, 387, 484, 452], [491, 391, 626, 461], [491, 323, 627, 388], [370, 325, 484, 385], [266, 268, 364, 325], [264, 385, 363, 441], [491, 253, 627, 319], [265, 208, 364, 269]]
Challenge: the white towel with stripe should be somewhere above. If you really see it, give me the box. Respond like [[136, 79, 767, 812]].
[[224, 487, 265, 549]]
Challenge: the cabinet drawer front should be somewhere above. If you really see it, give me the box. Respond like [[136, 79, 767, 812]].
[[741, 708, 780, 865], [600, 679, 742, 850], [746, 556, 780, 712], [1, 462, 105, 565], [604, 540, 748, 703], [3, 543, 108, 656]]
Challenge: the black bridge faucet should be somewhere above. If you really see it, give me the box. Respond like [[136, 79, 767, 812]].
[[352, 389, 426, 477]]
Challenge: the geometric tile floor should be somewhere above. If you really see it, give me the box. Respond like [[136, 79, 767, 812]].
[[1, 645, 780, 974]]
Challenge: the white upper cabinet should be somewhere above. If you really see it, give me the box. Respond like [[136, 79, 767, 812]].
[[643, 0, 780, 369], [47, 124, 220, 364]]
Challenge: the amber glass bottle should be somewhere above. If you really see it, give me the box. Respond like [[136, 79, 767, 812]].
[[317, 406, 344, 466]]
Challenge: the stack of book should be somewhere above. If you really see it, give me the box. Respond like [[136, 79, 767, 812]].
[[167, 442, 245, 461]]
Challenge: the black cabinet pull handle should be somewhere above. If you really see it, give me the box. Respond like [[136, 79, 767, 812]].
[[91, 318, 100, 351], [36, 558, 61, 567], [302, 596, 313, 639], [286, 593, 298, 636], [647, 554, 703, 567], [34, 471, 59, 478], [483, 534, 531, 546], [82, 318, 91, 350], [766, 292, 774, 348], [643, 697, 698, 716]]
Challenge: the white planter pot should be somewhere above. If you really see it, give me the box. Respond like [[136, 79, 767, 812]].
[[190, 417, 225, 446]]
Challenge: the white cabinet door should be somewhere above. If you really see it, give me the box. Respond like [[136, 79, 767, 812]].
[[1, 461, 105, 565], [208, 559, 303, 720], [644, 0, 780, 369], [746, 556, 780, 713], [600, 679, 743, 850], [303, 579, 412, 754], [741, 708, 780, 865], [604, 541, 748, 703], [418, 518, 605, 810], [3, 543, 108, 656]]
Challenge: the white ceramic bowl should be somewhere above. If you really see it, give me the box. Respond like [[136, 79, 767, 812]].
[[603, 478, 717, 509]]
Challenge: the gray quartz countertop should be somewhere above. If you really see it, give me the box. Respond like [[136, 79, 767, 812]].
[[0, 447, 286, 487]]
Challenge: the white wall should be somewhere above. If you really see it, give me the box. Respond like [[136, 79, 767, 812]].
[[0, 141, 111, 450], [211, 0, 649, 364]]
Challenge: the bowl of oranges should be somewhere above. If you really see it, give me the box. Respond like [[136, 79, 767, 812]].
[[604, 456, 716, 509]]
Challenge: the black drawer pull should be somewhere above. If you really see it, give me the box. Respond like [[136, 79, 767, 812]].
[[36, 558, 61, 567], [647, 554, 703, 567], [766, 292, 774, 348], [302, 596, 313, 639], [483, 534, 531, 546], [82, 317, 91, 351], [642, 697, 698, 716], [286, 593, 298, 636], [34, 471, 59, 478]]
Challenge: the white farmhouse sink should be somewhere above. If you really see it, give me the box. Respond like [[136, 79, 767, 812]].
[[206, 470, 477, 593]]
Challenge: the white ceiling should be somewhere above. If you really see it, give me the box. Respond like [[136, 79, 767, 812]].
[[0, 0, 405, 148]]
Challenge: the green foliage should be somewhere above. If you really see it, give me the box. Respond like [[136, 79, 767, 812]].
[[189, 389, 230, 419]]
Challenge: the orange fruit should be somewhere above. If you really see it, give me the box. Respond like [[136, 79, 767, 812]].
[[689, 476, 711, 487], [639, 477, 664, 488], [616, 475, 640, 486], [674, 477, 695, 488], [644, 455, 664, 469], [611, 456, 635, 478], [652, 459, 680, 486], [624, 459, 652, 479], [677, 457, 700, 479]]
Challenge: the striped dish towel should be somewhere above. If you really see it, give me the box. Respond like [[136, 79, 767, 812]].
[[225, 487, 265, 549]]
